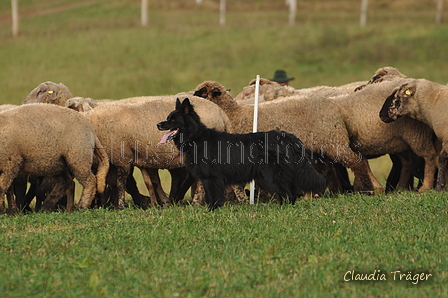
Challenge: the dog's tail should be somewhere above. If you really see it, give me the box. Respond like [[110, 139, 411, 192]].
[[295, 162, 327, 195]]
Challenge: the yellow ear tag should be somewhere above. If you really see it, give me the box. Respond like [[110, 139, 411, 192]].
[[89, 106, 94, 110], [405, 90, 411, 95], [48, 90, 54, 94]]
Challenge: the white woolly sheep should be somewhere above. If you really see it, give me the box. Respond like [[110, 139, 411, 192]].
[[380, 78, 448, 190], [0, 104, 109, 213]]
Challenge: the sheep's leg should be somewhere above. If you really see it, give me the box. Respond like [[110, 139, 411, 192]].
[[232, 185, 248, 203], [0, 158, 22, 213], [65, 180, 75, 212], [436, 150, 447, 191], [367, 168, 385, 192], [113, 167, 129, 210], [6, 187, 18, 214], [147, 169, 171, 206], [386, 154, 404, 191], [139, 168, 158, 207], [77, 172, 97, 209], [395, 155, 414, 190], [41, 177, 69, 211], [192, 181, 205, 206], [100, 166, 118, 208], [125, 169, 150, 209], [418, 154, 437, 192], [12, 177, 27, 211], [347, 159, 375, 194]]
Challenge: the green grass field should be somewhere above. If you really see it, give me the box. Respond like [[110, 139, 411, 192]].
[[1, 1, 448, 296]]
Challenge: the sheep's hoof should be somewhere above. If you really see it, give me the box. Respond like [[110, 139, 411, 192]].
[[435, 185, 444, 192]]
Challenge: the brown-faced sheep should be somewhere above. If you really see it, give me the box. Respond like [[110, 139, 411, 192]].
[[194, 81, 382, 193], [0, 104, 109, 213], [380, 78, 448, 190], [22, 81, 73, 106], [79, 96, 233, 209]]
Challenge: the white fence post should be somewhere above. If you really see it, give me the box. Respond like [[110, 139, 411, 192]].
[[11, 0, 19, 37], [220, 0, 226, 26], [360, 0, 368, 27], [249, 75, 260, 205], [436, 0, 444, 24], [141, 0, 148, 27], [286, 0, 297, 25]]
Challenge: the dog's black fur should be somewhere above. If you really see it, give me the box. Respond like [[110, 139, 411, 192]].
[[157, 98, 326, 211]]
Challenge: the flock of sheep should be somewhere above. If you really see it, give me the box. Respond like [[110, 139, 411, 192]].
[[0, 66, 446, 214]]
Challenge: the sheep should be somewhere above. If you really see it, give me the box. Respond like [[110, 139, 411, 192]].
[[234, 78, 365, 103], [193, 81, 382, 193], [234, 78, 297, 102], [24, 85, 153, 208], [355, 66, 407, 91], [78, 95, 234, 209], [0, 104, 18, 112], [334, 79, 437, 192], [22, 81, 73, 106], [379, 78, 448, 190], [354, 66, 425, 191], [0, 104, 109, 213]]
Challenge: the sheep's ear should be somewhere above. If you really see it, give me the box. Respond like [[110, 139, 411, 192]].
[[193, 87, 207, 98], [379, 89, 398, 122]]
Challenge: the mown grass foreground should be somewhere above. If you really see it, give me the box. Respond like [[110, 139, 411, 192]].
[[1, 192, 447, 297]]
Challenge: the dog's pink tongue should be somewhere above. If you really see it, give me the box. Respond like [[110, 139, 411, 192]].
[[158, 130, 176, 145]]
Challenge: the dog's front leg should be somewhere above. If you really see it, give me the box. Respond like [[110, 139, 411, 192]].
[[201, 178, 225, 211]]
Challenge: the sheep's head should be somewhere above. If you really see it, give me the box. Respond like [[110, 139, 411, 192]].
[[23, 81, 73, 106], [380, 82, 416, 123], [235, 78, 282, 101], [193, 81, 231, 106], [355, 66, 407, 92], [65, 97, 97, 112]]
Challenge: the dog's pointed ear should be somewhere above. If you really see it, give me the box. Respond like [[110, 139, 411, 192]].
[[181, 98, 192, 114], [175, 98, 182, 110]]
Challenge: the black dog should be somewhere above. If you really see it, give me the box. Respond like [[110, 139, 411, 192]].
[[157, 98, 326, 210]]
